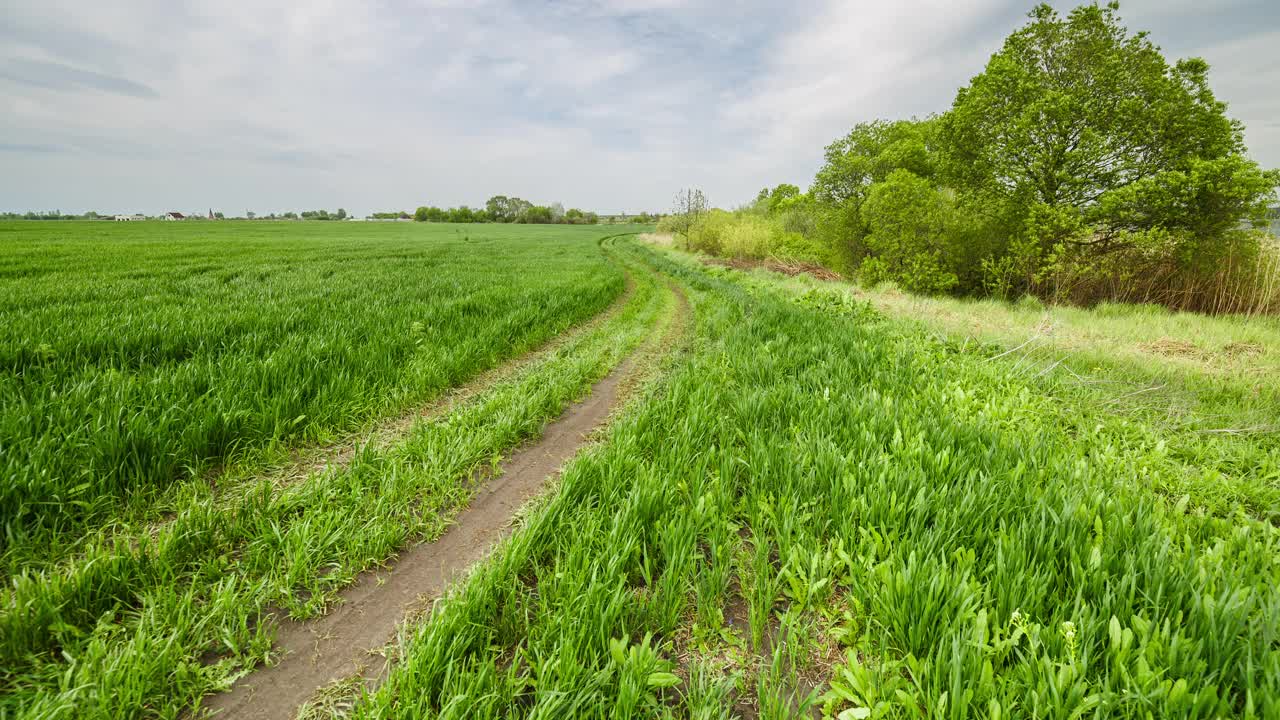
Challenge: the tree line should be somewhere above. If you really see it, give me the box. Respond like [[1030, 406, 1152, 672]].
[[674, 2, 1280, 313], [409, 196, 601, 225]]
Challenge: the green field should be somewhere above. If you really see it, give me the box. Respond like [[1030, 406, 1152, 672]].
[[1, 221, 623, 565], [2, 222, 1277, 718]]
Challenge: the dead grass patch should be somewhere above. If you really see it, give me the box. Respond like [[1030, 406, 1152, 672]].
[[1139, 337, 1203, 358], [1223, 341, 1265, 357], [702, 256, 843, 282]]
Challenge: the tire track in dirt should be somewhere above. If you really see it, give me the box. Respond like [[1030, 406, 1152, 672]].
[[201, 275, 689, 720]]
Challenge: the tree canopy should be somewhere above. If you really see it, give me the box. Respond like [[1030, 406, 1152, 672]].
[[800, 1, 1277, 310]]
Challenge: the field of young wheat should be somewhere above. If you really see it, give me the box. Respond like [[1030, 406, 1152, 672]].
[[2, 222, 1275, 719]]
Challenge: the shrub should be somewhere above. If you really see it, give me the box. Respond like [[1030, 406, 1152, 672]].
[[859, 170, 959, 294], [1014, 294, 1046, 312]]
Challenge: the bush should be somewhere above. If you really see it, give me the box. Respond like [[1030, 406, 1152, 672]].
[[858, 170, 959, 294], [770, 230, 828, 265], [720, 216, 773, 259], [1014, 294, 1046, 312]]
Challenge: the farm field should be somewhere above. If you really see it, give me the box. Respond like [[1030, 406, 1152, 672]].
[[0, 220, 664, 715], [356, 242, 1279, 719], [0, 220, 626, 567], [2, 223, 1278, 719]]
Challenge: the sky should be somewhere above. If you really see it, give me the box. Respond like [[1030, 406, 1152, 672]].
[[2, 0, 1278, 216]]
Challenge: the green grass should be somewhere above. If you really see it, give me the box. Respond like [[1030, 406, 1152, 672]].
[[0, 220, 625, 570], [356, 239, 1278, 719], [653, 241, 1280, 521], [1, 225, 673, 717], [4, 224, 1276, 718]]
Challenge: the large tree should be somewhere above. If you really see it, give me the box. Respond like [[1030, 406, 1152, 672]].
[[940, 2, 1269, 240]]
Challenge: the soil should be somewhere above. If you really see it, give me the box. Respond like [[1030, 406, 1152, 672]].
[[201, 280, 689, 720]]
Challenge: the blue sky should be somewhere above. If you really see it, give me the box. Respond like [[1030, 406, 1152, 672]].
[[2, 0, 1277, 216]]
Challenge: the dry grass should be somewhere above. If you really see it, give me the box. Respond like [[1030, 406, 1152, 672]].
[[846, 284, 1280, 384], [637, 232, 676, 248], [703, 256, 843, 282]]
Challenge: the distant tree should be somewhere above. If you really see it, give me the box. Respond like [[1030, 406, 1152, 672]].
[[521, 206, 554, 224], [485, 195, 533, 223], [246, 211, 256, 220], [671, 188, 708, 249], [485, 195, 509, 221], [336, 208, 348, 220], [565, 208, 585, 223], [214, 211, 225, 220], [448, 206, 478, 223]]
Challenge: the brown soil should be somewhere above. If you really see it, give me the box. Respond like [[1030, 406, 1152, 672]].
[[702, 256, 842, 282], [201, 280, 689, 720]]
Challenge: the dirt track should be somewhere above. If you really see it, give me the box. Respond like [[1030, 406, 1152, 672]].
[[202, 277, 688, 720]]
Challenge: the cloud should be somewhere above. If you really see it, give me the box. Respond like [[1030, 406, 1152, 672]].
[[0, 58, 157, 97], [0, 142, 63, 154], [0, 0, 1276, 216]]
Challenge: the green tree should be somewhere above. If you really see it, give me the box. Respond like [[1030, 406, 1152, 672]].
[[938, 1, 1279, 307], [860, 169, 959, 294], [811, 118, 939, 272], [767, 184, 800, 213], [485, 195, 511, 221], [447, 206, 477, 223], [521, 206, 554, 224], [941, 3, 1262, 236], [486, 195, 532, 223], [812, 119, 937, 208]]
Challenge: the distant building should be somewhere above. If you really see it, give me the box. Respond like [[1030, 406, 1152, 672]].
[[114, 214, 145, 221], [163, 212, 185, 221]]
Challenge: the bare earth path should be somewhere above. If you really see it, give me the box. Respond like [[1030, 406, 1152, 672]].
[[201, 278, 688, 720]]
